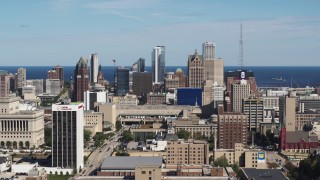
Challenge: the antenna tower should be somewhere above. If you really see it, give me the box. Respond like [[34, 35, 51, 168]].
[[238, 23, 244, 69]]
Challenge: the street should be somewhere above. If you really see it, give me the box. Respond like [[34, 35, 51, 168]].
[[80, 132, 121, 176]]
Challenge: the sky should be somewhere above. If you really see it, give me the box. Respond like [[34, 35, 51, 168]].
[[1, 0, 320, 67]]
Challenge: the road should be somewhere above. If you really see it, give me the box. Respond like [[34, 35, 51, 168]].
[[81, 131, 122, 176], [266, 151, 286, 167]]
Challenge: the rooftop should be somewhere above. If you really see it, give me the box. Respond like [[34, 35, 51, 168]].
[[242, 168, 287, 180], [100, 156, 162, 170]]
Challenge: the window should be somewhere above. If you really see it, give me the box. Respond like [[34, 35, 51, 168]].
[[142, 171, 146, 174]]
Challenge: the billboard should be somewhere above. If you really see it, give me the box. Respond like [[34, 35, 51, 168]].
[[257, 152, 266, 163]]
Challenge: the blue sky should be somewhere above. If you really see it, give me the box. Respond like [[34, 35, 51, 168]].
[[1, 0, 320, 66]]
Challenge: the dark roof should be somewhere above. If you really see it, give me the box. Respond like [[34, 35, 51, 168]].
[[163, 134, 179, 141], [242, 168, 287, 180], [188, 50, 204, 62], [286, 131, 318, 143], [100, 156, 162, 170]]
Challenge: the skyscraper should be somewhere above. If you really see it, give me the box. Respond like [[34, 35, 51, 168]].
[[116, 67, 129, 96], [74, 57, 89, 102], [53, 65, 64, 86], [202, 42, 216, 60], [188, 50, 204, 88], [15, 68, 26, 89], [152, 46, 165, 83], [90, 53, 99, 83], [0, 70, 10, 97], [52, 102, 84, 172], [132, 58, 145, 72]]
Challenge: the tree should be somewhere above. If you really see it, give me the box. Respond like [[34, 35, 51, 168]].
[[44, 128, 52, 147], [0, 141, 4, 148], [19, 141, 24, 148], [103, 127, 112, 131], [116, 121, 122, 132], [6, 141, 11, 148], [177, 129, 190, 140], [232, 162, 241, 177], [120, 130, 134, 143], [12, 141, 17, 148], [115, 151, 130, 156], [214, 156, 229, 167], [303, 124, 313, 131], [25, 141, 30, 148], [84, 129, 92, 144]]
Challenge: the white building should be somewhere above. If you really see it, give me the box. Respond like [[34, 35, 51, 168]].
[[152, 46, 165, 83], [90, 53, 99, 83], [45, 79, 61, 95], [52, 103, 84, 172], [84, 90, 108, 110], [202, 42, 216, 60], [0, 96, 44, 148]]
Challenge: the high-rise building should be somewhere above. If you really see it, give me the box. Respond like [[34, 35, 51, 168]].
[[52, 103, 84, 172], [116, 67, 129, 96], [202, 80, 224, 117], [188, 50, 204, 88], [0, 71, 10, 97], [243, 97, 264, 132], [132, 72, 152, 97], [132, 58, 145, 73], [152, 46, 165, 83], [15, 68, 26, 89], [84, 90, 108, 111], [45, 79, 61, 95], [90, 53, 99, 83], [279, 96, 296, 131], [202, 42, 216, 60], [217, 104, 248, 149], [74, 57, 89, 102], [53, 65, 64, 86], [26, 79, 44, 95], [204, 59, 224, 86], [231, 82, 250, 113], [47, 70, 58, 79], [166, 139, 209, 165]]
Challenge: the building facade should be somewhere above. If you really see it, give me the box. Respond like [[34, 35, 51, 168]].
[[188, 50, 204, 88], [0, 71, 10, 98], [202, 42, 215, 60], [90, 53, 99, 83], [116, 67, 129, 96], [243, 97, 264, 132], [152, 46, 165, 83], [132, 72, 152, 97], [52, 103, 84, 172], [74, 57, 89, 102], [279, 96, 296, 131], [166, 139, 209, 165]]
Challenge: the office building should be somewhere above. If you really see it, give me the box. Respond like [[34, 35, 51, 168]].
[[279, 96, 296, 131], [202, 42, 215, 60], [202, 80, 224, 117], [116, 67, 129, 96], [53, 65, 64, 86], [231, 81, 251, 113], [0, 96, 44, 148], [241, 168, 287, 180], [74, 57, 89, 102], [204, 59, 224, 86], [84, 91, 108, 111], [166, 139, 209, 165], [90, 53, 99, 83], [26, 79, 44, 95], [132, 58, 145, 73], [214, 143, 267, 168], [188, 50, 204, 88], [0, 71, 10, 98], [52, 103, 84, 172], [47, 70, 58, 79], [15, 68, 27, 89], [45, 79, 61, 95], [217, 105, 248, 149], [84, 111, 103, 135], [174, 68, 187, 88], [152, 46, 165, 83], [243, 97, 264, 132], [132, 72, 152, 97]]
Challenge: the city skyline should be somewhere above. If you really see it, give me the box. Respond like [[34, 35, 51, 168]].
[[1, 0, 320, 66]]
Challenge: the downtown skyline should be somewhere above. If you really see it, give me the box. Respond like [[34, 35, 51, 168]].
[[1, 0, 320, 66]]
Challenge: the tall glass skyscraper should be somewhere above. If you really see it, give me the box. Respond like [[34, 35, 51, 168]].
[[116, 67, 129, 96], [152, 46, 165, 83]]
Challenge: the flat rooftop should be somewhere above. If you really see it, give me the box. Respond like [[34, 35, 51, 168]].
[[100, 156, 162, 170]]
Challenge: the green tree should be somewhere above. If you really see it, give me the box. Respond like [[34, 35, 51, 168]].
[[232, 162, 241, 177], [120, 130, 134, 142], [6, 141, 11, 148], [25, 141, 30, 148], [116, 121, 122, 132], [19, 141, 23, 148], [303, 124, 313, 131], [84, 129, 92, 144], [115, 151, 130, 156], [214, 156, 229, 167], [44, 128, 52, 147], [12, 141, 17, 148], [177, 129, 190, 140]]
